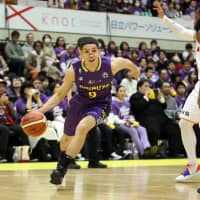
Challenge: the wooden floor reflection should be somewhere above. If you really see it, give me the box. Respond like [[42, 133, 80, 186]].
[[0, 165, 200, 200]]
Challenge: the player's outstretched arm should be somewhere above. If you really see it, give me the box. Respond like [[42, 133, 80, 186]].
[[38, 66, 74, 114], [111, 57, 140, 80], [154, 1, 195, 41]]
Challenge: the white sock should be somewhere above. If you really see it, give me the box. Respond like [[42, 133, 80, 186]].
[[180, 119, 198, 167]]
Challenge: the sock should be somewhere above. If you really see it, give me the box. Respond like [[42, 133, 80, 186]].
[[56, 152, 74, 171], [180, 120, 198, 166]]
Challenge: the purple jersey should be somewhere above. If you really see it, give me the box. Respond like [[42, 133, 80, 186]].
[[112, 99, 131, 121], [73, 56, 113, 102], [64, 56, 113, 135]]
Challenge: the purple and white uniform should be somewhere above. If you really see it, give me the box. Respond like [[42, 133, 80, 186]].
[[64, 56, 113, 135]]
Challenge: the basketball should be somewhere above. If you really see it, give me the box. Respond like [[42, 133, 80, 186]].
[[21, 110, 47, 137]]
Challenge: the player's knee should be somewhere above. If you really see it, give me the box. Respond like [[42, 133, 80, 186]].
[[76, 123, 90, 136]]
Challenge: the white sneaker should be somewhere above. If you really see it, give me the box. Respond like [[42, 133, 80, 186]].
[[76, 153, 85, 161], [176, 163, 200, 182], [109, 152, 122, 160]]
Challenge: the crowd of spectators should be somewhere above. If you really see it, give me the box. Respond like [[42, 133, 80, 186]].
[[0, 29, 199, 164], [1, 0, 199, 19], [46, 0, 199, 19]]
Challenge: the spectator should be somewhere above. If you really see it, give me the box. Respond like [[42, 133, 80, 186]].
[[54, 36, 67, 73], [185, 0, 197, 18], [97, 123, 122, 160], [120, 70, 137, 99], [4, 31, 25, 76], [40, 76, 52, 97], [175, 82, 187, 109], [22, 33, 34, 59], [156, 50, 168, 71], [6, 76, 22, 105], [110, 85, 158, 158], [155, 69, 169, 88], [138, 41, 148, 59], [64, 0, 78, 9], [42, 34, 58, 68], [159, 81, 184, 157], [150, 39, 160, 62], [186, 70, 198, 94], [182, 43, 194, 61], [138, 58, 147, 74], [130, 50, 139, 65], [119, 41, 131, 59], [179, 60, 194, 80], [97, 38, 106, 56], [164, 1, 176, 18], [130, 79, 166, 147], [174, 2, 183, 17], [26, 40, 44, 78], [106, 40, 118, 58], [141, 67, 155, 88]]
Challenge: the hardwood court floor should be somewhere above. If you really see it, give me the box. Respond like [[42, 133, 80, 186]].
[[0, 160, 200, 200]]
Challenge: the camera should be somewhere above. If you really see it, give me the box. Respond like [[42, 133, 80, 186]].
[[31, 89, 39, 95]]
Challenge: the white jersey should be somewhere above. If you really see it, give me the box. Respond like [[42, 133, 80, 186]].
[[195, 41, 200, 80]]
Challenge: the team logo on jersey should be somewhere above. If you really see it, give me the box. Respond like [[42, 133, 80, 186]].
[[79, 77, 83, 81], [88, 80, 95, 84], [88, 80, 102, 84], [102, 72, 109, 78]]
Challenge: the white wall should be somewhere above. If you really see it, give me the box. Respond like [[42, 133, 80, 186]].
[[0, 4, 194, 51]]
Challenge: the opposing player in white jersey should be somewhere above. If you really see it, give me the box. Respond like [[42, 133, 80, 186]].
[[154, 2, 200, 182]]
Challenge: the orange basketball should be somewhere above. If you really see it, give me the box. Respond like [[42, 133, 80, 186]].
[[21, 110, 47, 137]]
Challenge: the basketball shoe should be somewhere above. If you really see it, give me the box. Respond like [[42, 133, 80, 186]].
[[176, 163, 200, 182], [50, 166, 67, 185], [50, 152, 73, 185]]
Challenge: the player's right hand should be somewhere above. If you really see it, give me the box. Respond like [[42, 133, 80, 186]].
[[153, 1, 164, 18]]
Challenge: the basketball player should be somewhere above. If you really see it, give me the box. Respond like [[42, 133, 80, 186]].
[[38, 37, 140, 185], [154, 2, 200, 182]]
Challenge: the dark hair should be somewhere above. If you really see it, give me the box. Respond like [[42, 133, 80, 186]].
[[185, 43, 193, 49], [55, 36, 66, 48], [77, 37, 99, 49], [20, 81, 33, 100], [97, 38, 106, 50], [138, 41, 147, 50], [49, 80, 62, 92], [137, 79, 149, 90], [107, 40, 118, 56], [150, 39, 157, 46], [120, 41, 130, 51], [159, 80, 170, 88], [33, 40, 43, 49], [145, 67, 153, 73], [116, 85, 125, 92], [175, 82, 186, 90], [11, 31, 20, 38], [42, 34, 52, 41]]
